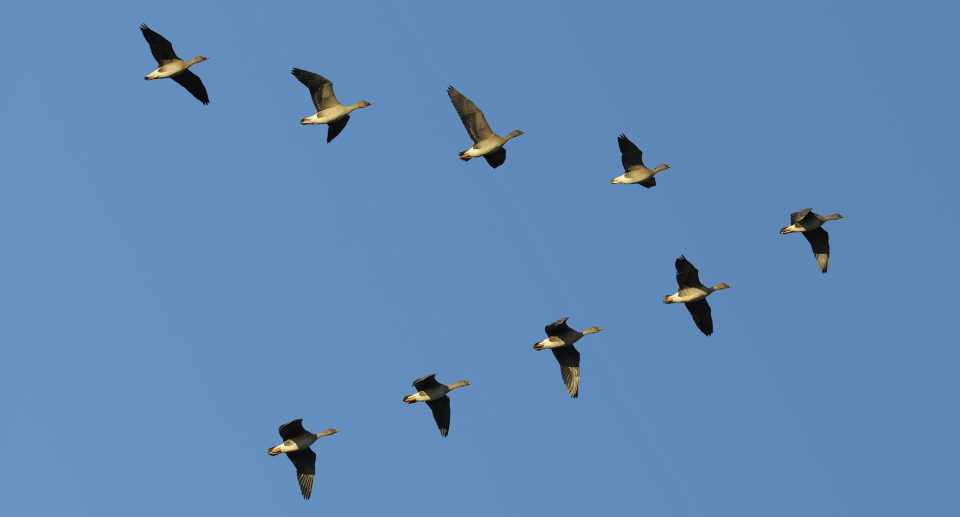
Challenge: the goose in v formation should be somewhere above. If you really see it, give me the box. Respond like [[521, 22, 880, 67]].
[[267, 419, 339, 500], [780, 208, 844, 273], [534, 317, 604, 398], [610, 133, 671, 187], [447, 86, 523, 169], [140, 24, 209, 105], [663, 256, 730, 336], [403, 373, 470, 437], [292, 68, 372, 143]]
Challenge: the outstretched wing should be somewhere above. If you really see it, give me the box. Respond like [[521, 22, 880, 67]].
[[140, 24, 179, 64], [447, 86, 494, 143], [425, 396, 451, 437], [413, 373, 443, 392], [551, 345, 581, 398], [684, 299, 714, 336], [291, 68, 340, 111], [638, 177, 656, 188], [278, 419, 307, 441], [545, 317, 572, 337], [675, 255, 703, 289], [483, 147, 506, 168], [790, 208, 813, 225], [618, 133, 645, 171], [171, 70, 209, 105], [803, 227, 830, 273], [286, 448, 316, 500], [326, 115, 350, 143]]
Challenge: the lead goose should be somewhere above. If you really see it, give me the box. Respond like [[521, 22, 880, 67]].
[[292, 68, 372, 143], [533, 317, 603, 398], [403, 373, 470, 437], [780, 208, 844, 273], [663, 256, 730, 336], [447, 86, 523, 169], [267, 419, 339, 500], [610, 134, 671, 187], [140, 24, 209, 104]]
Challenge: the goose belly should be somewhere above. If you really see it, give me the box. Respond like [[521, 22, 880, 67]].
[[468, 143, 502, 157], [146, 63, 186, 80], [310, 108, 349, 124], [673, 289, 708, 303]]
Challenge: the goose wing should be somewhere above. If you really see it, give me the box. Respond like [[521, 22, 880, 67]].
[[551, 345, 581, 398], [544, 317, 572, 337], [140, 24, 179, 64], [278, 419, 308, 441], [286, 448, 316, 500], [684, 299, 714, 336], [171, 70, 209, 105], [675, 255, 703, 289], [790, 208, 813, 225], [326, 115, 350, 143], [291, 68, 341, 112], [803, 227, 830, 273], [447, 86, 495, 144], [413, 373, 443, 392], [483, 147, 506, 169], [638, 177, 656, 188], [425, 396, 451, 437], [618, 134, 645, 171]]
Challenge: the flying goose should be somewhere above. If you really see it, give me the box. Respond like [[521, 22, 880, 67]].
[[267, 419, 339, 500], [140, 24, 209, 105], [780, 208, 845, 273], [533, 317, 604, 398], [292, 68, 372, 143], [663, 256, 730, 336], [610, 134, 671, 187], [403, 373, 470, 437], [447, 86, 523, 169]]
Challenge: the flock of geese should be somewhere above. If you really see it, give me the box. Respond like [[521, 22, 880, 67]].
[[140, 24, 846, 501]]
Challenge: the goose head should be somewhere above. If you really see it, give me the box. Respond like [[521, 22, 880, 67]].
[[653, 164, 672, 173], [505, 129, 524, 140], [316, 428, 339, 438], [449, 380, 471, 390], [711, 283, 731, 292], [582, 326, 603, 335]]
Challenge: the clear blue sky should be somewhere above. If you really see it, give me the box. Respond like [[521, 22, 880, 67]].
[[1, 1, 958, 515]]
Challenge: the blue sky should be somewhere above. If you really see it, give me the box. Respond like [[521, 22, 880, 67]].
[[1, 1, 958, 515]]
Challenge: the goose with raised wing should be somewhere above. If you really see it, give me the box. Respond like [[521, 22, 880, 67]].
[[140, 24, 209, 104], [663, 256, 730, 336], [533, 317, 603, 398], [267, 419, 339, 500], [610, 134, 671, 187], [403, 373, 470, 437], [780, 208, 844, 273], [292, 68, 372, 143], [447, 86, 523, 169]]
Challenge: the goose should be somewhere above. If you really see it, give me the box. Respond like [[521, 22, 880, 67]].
[[291, 68, 372, 143], [780, 208, 844, 273], [403, 373, 470, 437], [140, 24, 209, 105], [663, 256, 730, 336], [447, 86, 523, 169], [610, 134, 671, 187], [533, 317, 604, 398], [267, 419, 338, 500]]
